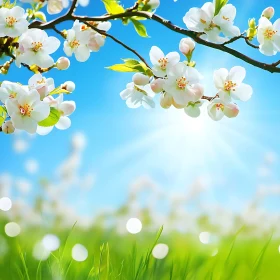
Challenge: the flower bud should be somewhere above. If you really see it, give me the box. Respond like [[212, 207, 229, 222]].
[[150, 78, 165, 93], [179, 38, 195, 56], [144, 0, 160, 9], [56, 57, 70, 70], [62, 81, 75, 92], [160, 93, 172, 109], [262, 7, 274, 20], [223, 103, 239, 118], [2, 121, 15, 134], [132, 73, 150, 86]]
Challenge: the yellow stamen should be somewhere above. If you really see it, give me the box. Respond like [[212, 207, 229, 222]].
[[6, 16, 17, 27], [19, 104, 33, 117], [224, 80, 236, 92], [32, 42, 43, 52], [176, 77, 188, 90], [158, 57, 168, 70]]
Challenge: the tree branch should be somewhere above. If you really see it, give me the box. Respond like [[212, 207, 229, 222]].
[[83, 21, 150, 69], [28, 10, 280, 73]]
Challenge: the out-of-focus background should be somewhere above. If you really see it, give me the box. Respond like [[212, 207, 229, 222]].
[[1, 0, 280, 279]]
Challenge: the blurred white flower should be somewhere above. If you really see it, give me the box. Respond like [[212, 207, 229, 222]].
[[5, 222, 21, 237], [152, 244, 169, 259], [72, 244, 88, 262], [24, 159, 39, 174], [126, 218, 142, 234]]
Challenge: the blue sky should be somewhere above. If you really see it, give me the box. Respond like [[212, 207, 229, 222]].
[[1, 0, 280, 215]]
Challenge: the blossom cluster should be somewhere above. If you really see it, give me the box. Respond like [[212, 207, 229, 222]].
[[1, 0, 279, 135], [120, 38, 253, 121], [0, 74, 76, 134]]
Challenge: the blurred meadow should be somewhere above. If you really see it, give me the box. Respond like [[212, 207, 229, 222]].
[[2, 0, 280, 279], [1, 131, 280, 280]]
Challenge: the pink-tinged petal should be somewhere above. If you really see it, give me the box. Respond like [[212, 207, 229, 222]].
[[37, 125, 54, 135], [228, 66, 246, 84], [188, 84, 204, 102], [31, 101, 50, 121], [55, 116, 71, 129], [59, 101, 76, 116], [149, 46, 164, 65], [223, 103, 239, 118], [231, 83, 253, 102], [213, 68, 228, 89]]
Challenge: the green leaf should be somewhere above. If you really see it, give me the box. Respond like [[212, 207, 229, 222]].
[[38, 108, 61, 127], [0, 106, 7, 126], [102, 0, 125, 15], [214, 0, 228, 16], [106, 64, 139, 72], [49, 86, 71, 96], [34, 11, 47, 22], [130, 19, 149, 37]]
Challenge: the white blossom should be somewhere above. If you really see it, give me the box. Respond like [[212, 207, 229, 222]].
[[208, 99, 239, 121], [6, 89, 50, 134], [163, 62, 203, 105], [183, 2, 240, 43], [28, 74, 55, 100], [257, 17, 280, 56], [0, 81, 27, 103], [0, 7, 28, 37], [64, 20, 91, 62], [149, 46, 180, 77], [213, 66, 252, 104], [120, 81, 155, 109], [17, 29, 60, 68]]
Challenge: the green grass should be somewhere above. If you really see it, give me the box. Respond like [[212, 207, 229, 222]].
[[1, 221, 280, 280]]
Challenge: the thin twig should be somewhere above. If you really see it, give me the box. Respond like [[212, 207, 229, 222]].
[[83, 21, 150, 69]]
